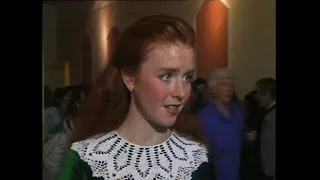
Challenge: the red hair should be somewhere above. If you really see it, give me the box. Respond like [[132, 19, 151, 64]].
[[71, 14, 208, 147]]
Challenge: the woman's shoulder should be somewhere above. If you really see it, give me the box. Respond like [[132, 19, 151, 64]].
[[230, 103, 243, 111], [159, 132, 214, 179], [171, 132, 208, 152], [230, 103, 245, 118], [171, 132, 210, 160], [60, 132, 116, 179], [70, 131, 115, 155], [198, 103, 217, 117], [172, 133, 215, 179], [58, 148, 96, 180]]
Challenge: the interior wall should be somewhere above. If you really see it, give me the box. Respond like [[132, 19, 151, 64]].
[[81, 35, 93, 86], [55, 2, 92, 86], [57, 0, 275, 99], [87, 0, 203, 80], [42, 3, 64, 89], [196, 0, 228, 79], [226, 0, 276, 98]]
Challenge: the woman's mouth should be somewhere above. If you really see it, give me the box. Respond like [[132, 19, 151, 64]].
[[163, 105, 181, 115]]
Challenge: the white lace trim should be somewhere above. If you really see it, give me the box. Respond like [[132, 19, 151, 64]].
[[71, 131, 209, 180]]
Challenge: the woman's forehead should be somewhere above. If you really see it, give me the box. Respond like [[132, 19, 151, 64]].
[[141, 44, 195, 71]]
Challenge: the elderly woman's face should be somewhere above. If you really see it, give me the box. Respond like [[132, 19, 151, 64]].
[[213, 77, 234, 103]]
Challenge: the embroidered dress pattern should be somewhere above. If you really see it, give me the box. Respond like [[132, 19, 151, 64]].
[[71, 131, 209, 180]]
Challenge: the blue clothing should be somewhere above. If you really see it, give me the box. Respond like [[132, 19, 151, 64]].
[[198, 103, 245, 180]]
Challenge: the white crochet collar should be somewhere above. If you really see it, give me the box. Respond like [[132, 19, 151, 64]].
[[71, 131, 209, 180]]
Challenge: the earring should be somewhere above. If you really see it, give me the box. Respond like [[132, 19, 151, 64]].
[[129, 88, 134, 93]]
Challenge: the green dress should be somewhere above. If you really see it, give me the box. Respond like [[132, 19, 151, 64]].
[[58, 131, 215, 180]]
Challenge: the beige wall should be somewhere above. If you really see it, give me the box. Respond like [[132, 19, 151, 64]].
[[87, 0, 202, 81], [87, 0, 275, 99], [43, 3, 64, 89], [51, 0, 275, 99], [56, 4, 89, 86], [43, 2, 89, 88], [226, 0, 276, 98]]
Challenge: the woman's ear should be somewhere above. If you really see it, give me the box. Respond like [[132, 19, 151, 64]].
[[120, 68, 136, 91]]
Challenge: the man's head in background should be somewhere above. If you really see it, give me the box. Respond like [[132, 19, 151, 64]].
[[192, 77, 207, 99], [255, 77, 276, 108]]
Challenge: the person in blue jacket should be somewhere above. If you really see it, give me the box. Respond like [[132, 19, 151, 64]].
[[198, 68, 256, 180]]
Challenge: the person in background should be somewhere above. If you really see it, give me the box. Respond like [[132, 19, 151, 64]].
[[64, 86, 89, 132], [44, 85, 53, 108], [198, 68, 256, 180], [59, 14, 215, 180], [256, 78, 276, 180], [71, 85, 90, 101], [206, 80, 240, 105], [240, 90, 265, 180], [244, 90, 265, 131], [45, 87, 73, 137], [43, 85, 52, 175], [43, 87, 73, 180], [51, 87, 73, 117], [190, 77, 209, 114]]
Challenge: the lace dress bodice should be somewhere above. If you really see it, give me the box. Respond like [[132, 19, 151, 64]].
[[70, 131, 210, 180]]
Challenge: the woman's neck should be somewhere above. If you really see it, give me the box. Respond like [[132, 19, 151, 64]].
[[116, 100, 171, 146], [214, 98, 231, 116]]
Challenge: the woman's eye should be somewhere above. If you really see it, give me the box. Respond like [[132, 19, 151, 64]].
[[160, 73, 172, 81], [184, 75, 194, 82]]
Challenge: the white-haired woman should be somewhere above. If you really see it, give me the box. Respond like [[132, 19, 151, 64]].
[[198, 68, 254, 180]]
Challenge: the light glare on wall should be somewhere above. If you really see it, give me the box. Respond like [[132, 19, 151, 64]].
[[220, 0, 230, 8], [98, 12, 109, 70], [205, 0, 230, 8]]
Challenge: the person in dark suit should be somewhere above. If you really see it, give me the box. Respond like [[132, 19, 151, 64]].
[[256, 78, 276, 180], [240, 90, 265, 180]]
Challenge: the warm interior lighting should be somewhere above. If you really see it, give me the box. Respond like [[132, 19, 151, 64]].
[[205, 0, 230, 8], [64, 61, 71, 86], [219, 0, 230, 8], [97, 11, 109, 72]]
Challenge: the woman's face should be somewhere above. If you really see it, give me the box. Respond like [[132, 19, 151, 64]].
[[132, 43, 195, 128], [213, 77, 234, 103]]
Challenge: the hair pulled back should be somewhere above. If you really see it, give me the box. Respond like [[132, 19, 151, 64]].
[[71, 14, 208, 147]]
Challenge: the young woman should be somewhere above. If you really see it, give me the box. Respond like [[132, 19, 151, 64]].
[[59, 14, 215, 180]]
